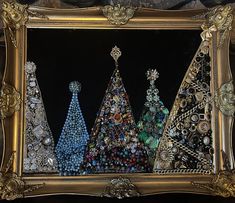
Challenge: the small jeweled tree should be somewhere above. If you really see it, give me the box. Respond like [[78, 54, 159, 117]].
[[137, 69, 169, 166]]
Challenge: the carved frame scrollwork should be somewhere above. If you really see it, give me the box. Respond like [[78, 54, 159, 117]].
[[0, 153, 44, 200], [102, 4, 136, 26], [102, 176, 140, 199], [0, 1, 234, 200], [0, 83, 21, 119], [1, 1, 47, 47]]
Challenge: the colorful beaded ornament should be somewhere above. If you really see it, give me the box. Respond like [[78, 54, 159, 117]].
[[81, 46, 150, 174], [56, 81, 89, 176], [24, 62, 58, 173], [137, 69, 169, 167]]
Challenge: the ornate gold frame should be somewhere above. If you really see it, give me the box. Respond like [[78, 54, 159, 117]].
[[0, 1, 235, 200]]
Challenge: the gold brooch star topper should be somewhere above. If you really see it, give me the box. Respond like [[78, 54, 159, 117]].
[[110, 46, 122, 68]]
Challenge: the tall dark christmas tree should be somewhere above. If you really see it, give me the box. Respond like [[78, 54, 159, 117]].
[[81, 46, 150, 174], [137, 69, 169, 167], [56, 81, 89, 175]]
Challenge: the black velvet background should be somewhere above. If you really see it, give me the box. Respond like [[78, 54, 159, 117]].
[[0, 27, 232, 203], [27, 29, 201, 142]]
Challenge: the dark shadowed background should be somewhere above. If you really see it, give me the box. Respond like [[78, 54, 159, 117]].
[[0, 27, 234, 203], [0, 0, 234, 202]]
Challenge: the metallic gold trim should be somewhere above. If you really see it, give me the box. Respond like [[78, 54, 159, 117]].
[[194, 5, 233, 47], [215, 81, 235, 116], [102, 4, 135, 26], [0, 83, 21, 119], [1, 1, 47, 47], [0, 153, 44, 200], [1, 4, 234, 198], [102, 177, 140, 199], [192, 171, 235, 197], [192, 151, 235, 197]]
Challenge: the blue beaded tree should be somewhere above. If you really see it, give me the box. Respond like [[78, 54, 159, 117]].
[[137, 69, 169, 167], [56, 81, 89, 175]]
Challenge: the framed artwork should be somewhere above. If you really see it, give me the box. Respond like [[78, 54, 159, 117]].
[[0, 1, 234, 200]]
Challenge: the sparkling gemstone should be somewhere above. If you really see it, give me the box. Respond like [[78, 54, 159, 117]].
[[32, 125, 44, 139], [172, 147, 178, 153], [43, 137, 52, 146], [34, 145, 39, 151], [47, 158, 54, 166], [29, 81, 36, 87], [25, 62, 36, 73], [149, 139, 158, 149], [30, 103, 35, 109], [149, 106, 156, 112], [30, 164, 37, 170], [131, 148, 136, 154], [144, 113, 154, 122], [197, 121, 210, 134], [203, 136, 210, 145], [69, 81, 81, 93], [191, 114, 199, 123], [138, 131, 148, 142], [162, 108, 169, 115], [160, 151, 169, 161], [30, 97, 42, 104], [28, 151, 36, 157]]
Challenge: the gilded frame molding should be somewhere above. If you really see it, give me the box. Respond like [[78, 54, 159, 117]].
[[0, 1, 235, 200]]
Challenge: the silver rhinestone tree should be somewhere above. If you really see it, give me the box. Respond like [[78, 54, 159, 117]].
[[24, 61, 58, 173]]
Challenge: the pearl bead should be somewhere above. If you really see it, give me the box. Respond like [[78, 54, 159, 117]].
[[203, 136, 210, 145]]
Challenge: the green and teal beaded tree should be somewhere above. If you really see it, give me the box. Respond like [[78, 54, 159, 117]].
[[81, 46, 150, 174], [56, 81, 89, 176], [137, 69, 169, 167]]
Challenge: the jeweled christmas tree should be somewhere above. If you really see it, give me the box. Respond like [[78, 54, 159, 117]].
[[137, 69, 169, 167], [56, 81, 89, 175], [81, 46, 150, 174], [24, 61, 58, 173]]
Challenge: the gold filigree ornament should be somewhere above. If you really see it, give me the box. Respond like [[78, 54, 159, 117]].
[[194, 5, 233, 47], [192, 151, 235, 197], [215, 81, 235, 116], [102, 177, 140, 199], [102, 4, 136, 26], [1, 1, 47, 47], [0, 83, 21, 119], [153, 137, 174, 170], [0, 153, 44, 200]]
